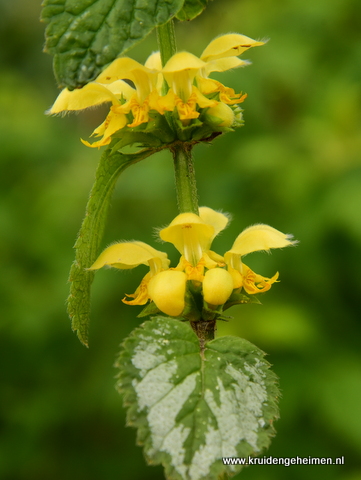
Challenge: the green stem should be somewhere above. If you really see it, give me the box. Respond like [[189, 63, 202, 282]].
[[157, 22, 199, 214], [156, 21, 177, 131], [157, 20, 214, 337], [171, 143, 199, 214], [156, 20, 177, 67]]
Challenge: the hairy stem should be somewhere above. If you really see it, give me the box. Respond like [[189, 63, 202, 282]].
[[171, 143, 199, 214], [156, 19, 177, 67]]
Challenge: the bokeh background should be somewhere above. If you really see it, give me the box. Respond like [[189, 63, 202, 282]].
[[1, 0, 361, 479]]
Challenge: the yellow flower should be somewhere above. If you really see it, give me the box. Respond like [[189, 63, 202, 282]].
[[90, 208, 295, 316], [159, 207, 228, 280], [200, 33, 264, 63], [197, 33, 265, 107], [161, 52, 218, 122], [48, 33, 265, 144], [88, 241, 170, 306], [223, 224, 295, 294], [48, 54, 164, 147], [88, 239, 189, 316], [160, 33, 264, 124], [160, 207, 296, 299]]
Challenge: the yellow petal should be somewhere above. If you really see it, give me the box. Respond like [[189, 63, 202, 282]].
[[101, 109, 128, 136], [88, 241, 169, 270], [144, 52, 163, 92], [147, 89, 167, 114], [241, 264, 279, 294], [201, 34, 265, 62], [144, 51, 162, 70], [158, 89, 177, 112], [96, 58, 158, 104], [48, 83, 120, 114], [163, 52, 206, 73], [105, 79, 135, 98], [203, 57, 249, 76], [174, 93, 200, 120], [192, 87, 218, 108], [122, 272, 151, 306], [132, 241, 170, 270], [182, 257, 205, 282], [147, 270, 187, 316], [81, 136, 111, 149], [227, 266, 243, 289], [196, 77, 219, 95], [203, 268, 234, 305], [218, 86, 247, 105], [160, 213, 215, 260], [82, 109, 128, 148], [163, 53, 207, 102], [127, 103, 150, 127], [91, 119, 107, 137], [226, 224, 296, 258], [196, 78, 247, 105], [96, 57, 154, 83], [199, 207, 229, 238], [205, 250, 225, 267]]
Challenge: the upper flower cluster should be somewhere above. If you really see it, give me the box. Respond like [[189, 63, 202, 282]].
[[48, 34, 264, 147], [89, 207, 296, 319]]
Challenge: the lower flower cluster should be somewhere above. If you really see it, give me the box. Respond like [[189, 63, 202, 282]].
[[89, 207, 296, 319], [48, 34, 264, 147]]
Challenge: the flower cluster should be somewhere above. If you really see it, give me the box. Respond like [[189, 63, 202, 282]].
[[89, 207, 296, 318], [48, 34, 264, 147]]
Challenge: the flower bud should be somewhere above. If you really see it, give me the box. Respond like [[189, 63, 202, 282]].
[[205, 103, 235, 127], [202, 268, 234, 305]]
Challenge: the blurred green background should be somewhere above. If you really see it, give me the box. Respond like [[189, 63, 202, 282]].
[[1, 0, 361, 479]]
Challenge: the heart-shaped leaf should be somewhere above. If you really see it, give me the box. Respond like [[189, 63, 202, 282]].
[[116, 316, 279, 480]]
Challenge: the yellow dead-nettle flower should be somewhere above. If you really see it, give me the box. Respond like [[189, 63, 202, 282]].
[[48, 34, 265, 146], [197, 33, 265, 105], [159, 207, 295, 304], [89, 207, 295, 316], [48, 55, 164, 147], [161, 52, 218, 122], [88, 241, 170, 307], [161, 33, 264, 123]]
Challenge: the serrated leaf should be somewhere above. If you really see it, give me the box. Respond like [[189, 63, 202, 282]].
[[41, 0, 185, 89], [176, 0, 208, 21], [67, 145, 156, 346], [116, 317, 279, 480]]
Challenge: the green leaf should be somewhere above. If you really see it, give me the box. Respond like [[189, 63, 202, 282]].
[[137, 302, 161, 318], [41, 0, 185, 89], [116, 317, 279, 480], [176, 0, 208, 21], [223, 292, 261, 310], [67, 146, 155, 346]]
